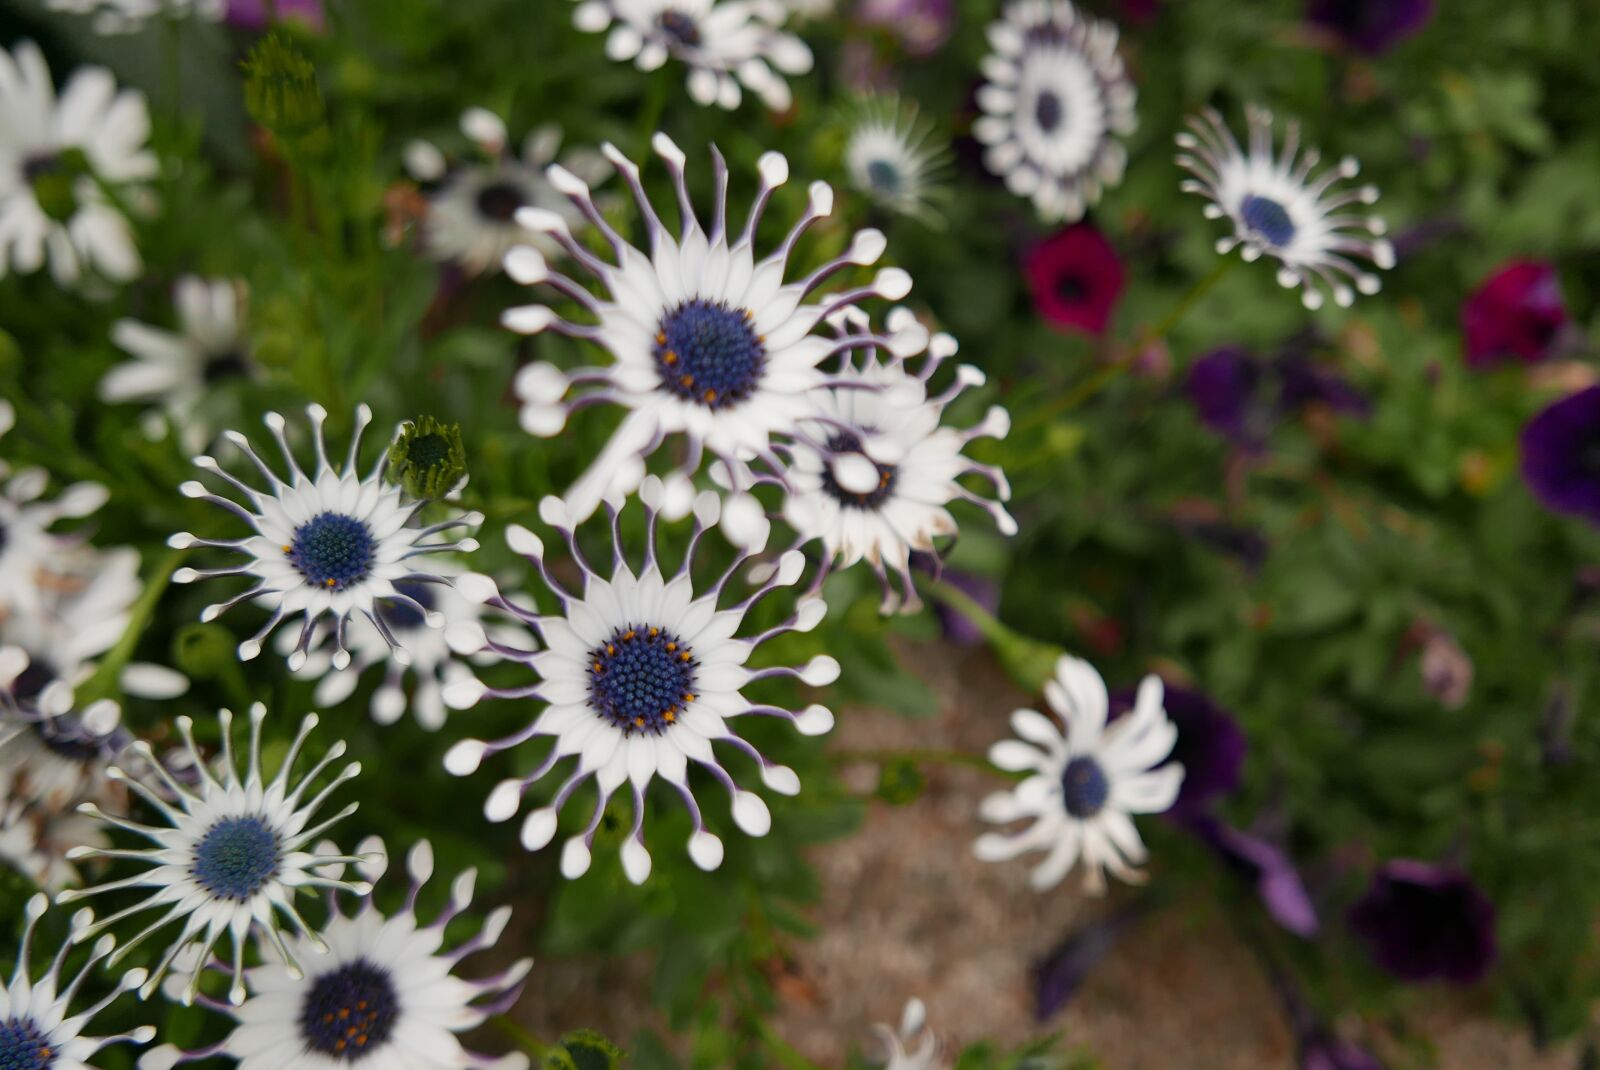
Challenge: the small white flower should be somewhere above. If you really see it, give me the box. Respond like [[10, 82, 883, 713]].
[[59, 704, 374, 1005], [0, 646, 128, 813], [975, 656, 1183, 894], [44, 0, 224, 34], [843, 95, 950, 223], [168, 404, 482, 671], [441, 478, 837, 885], [404, 109, 607, 275], [974, 0, 1136, 223], [0, 41, 155, 286], [780, 309, 1015, 614], [139, 838, 533, 1070], [872, 998, 941, 1070], [572, 0, 814, 111], [0, 896, 156, 1064], [504, 132, 917, 534], [1176, 105, 1396, 310], [100, 276, 254, 450]]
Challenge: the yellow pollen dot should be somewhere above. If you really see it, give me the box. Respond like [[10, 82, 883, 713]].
[[607, 644, 616, 656], [680, 374, 694, 388], [703, 389, 718, 402], [679, 651, 691, 662], [664, 350, 678, 365], [635, 716, 645, 727], [664, 710, 676, 722], [656, 332, 667, 345], [325, 578, 337, 587], [623, 629, 636, 640], [665, 641, 676, 652], [282, 544, 292, 553], [649, 626, 659, 636], [593, 661, 603, 672], [682, 692, 695, 703]]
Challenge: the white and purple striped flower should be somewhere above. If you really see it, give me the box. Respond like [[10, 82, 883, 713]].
[[441, 478, 836, 885]]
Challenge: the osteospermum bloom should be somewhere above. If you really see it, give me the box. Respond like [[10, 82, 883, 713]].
[[0, 896, 156, 1066], [100, 276, 254, 449], [975, 656, 1183, 893], [503, 133, 915, 532], [974, 0, 1137, 223], [572, 0, 814, 111], [59, 704, 373, 1004], [139, 838, 533, 1070], [403, 108, 604, 275], [872, 998, 941, 1070], [0, 41, 155, 286], [1176, 106, 1395, 310], [441, 479, 838, 884], [779, 308, 1015, 613], [843, 95, 950, 222], [168, 404, 481, 670]]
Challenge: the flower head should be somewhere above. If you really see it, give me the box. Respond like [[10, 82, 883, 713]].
[[58, 704, 373, 1004], [1520, 386, 1600, 526], [1348, 859, 1497, 984], [843, 94, 951, 223], [975, 655, 1183, 893], [0, 41, 154, 286], [100, 276, 254, 450], [974, 1, 1137, 222], [779, 308, 1014, 613], [168, 403, 481, 671], [503, 133, 914, 531], [0, 647, 129, 814], [1462, 259, 1568, 368], [1022, 224, 1125, 335], [0, 896, 155, 1066], [1306, 0, 1433, 54], [403, 109, 603, 275], [572, 0, 814, 111], [1176, 106, 1395, 309], [442, 479, 837, 884], [871, 998, 941, 1070], [140, 838, 533, 1070]]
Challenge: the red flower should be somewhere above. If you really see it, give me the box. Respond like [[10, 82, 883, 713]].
[[1022, 225, 1125, 336], [1461, 260, 1567, 368]]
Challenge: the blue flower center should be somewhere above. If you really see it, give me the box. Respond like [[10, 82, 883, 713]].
[[288, 512, 376, 590], [1060, 756, 1110, 818], [192, 815, 280, 901], [866, 159, 903, 195], [588, 625, 696, 736], [377, 579, 437, 632], [818, 432, 898, 511], [1240, 194, 1297, 247], [658, 9, 702, 49], [1035, 90, 1064, 134], [475, 180, 525, 223], [37, 716, 109, 762], [0, 1017, 54, 1070], [654, 299, 767, 410], [298, 959, 400, 1061]]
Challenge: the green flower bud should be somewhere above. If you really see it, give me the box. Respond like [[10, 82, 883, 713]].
[[241, 34, 325, 140], [546, 1030, 626, 1070], [388, 416, 467, 500]]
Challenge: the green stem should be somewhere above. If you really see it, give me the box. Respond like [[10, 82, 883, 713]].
[[76, 548, 186, 704], [926, 580, 1063, 693], [1148, 255, 1235, 344], [637, 71, 670, 148], [492, 1015, 550, 1061]]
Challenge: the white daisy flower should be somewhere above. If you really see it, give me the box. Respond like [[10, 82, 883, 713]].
[[503, 132, 917, 537], [572, 0, 814, 111], [440, 478, 837, 885], [58, 704, 374, 1004], [100, 276, 254, 450], [168, 403, 482, 671], [872, 998, 941, 1070], [974, 0, 1136, 223], [0, 41, 156, 286], [843, 95, 950, 223], [403, 108, 607, 275], [1175, 105, 1396, 310], [779, 308, 1015, 614], [287, 559, 504, 732], [44, 0, 224, 34], [974, 655, 1183, 894], [0, 896, 156, 1066], [0, 801, 114, 892], [138, 838, 534, 1070], [0, 646, 128, 814]]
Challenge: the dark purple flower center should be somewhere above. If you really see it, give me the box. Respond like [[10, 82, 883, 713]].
[[474, 180, 526, 223], [1034, 90, 1064, 133], [588, 625, 696, 736], [10, 657, 57, 703], [1055, 273, 1088, 303], [0, 1016, 54, 1070], [298, 959, 400, 1060], [1060, 756, 1109, 818], [288, 512, 376, 590], [653, 299, 767, 410], [192, 815, 280, 901], [203, 350, 251, 384], [658, 9, 702, 49], [1241, 195, 1296, 247], [818, 431, 898, 510]]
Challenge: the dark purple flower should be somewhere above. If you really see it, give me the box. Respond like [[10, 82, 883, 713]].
[[1191, 816, 1319, 937], [227, 0, 325, 29], [1521, 386, 1600, 526], [1187, 347, 1266, 447], [1306, 0, 1433, 53], [855, 0, 954, 56], [1111, 685, 1246, 819], [1022, 225, 1126, 337], [1348, 860, 1497, 984], [1462, 260, 1568, 368], [1300, 1032, 1386, 1070], [1119, 0, 1161, 24], [1032, 904, 1146, 1019], [1277, 354, 1372, 419]]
